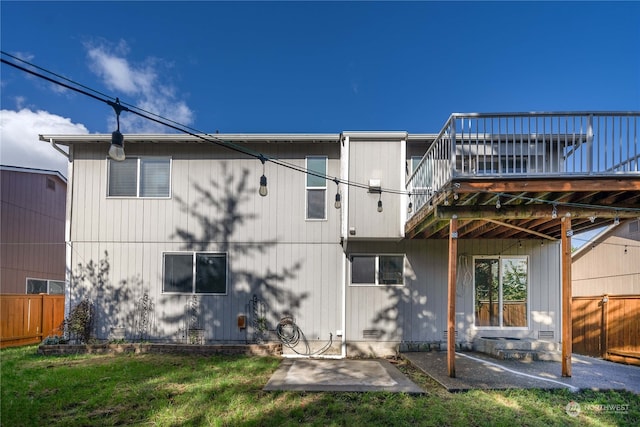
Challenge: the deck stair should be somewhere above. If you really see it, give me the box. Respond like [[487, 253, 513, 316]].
[[473, 337, 561, 362]]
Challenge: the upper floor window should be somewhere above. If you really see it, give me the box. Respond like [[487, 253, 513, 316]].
[[108, 157, 171, 198], [306, 156, 327, 220], [163, 252, 227, 295]]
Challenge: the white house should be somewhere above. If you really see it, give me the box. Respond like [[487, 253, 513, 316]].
[[41, 112, 639, 376]]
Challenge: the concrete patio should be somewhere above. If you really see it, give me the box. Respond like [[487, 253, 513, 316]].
[[403, 351, 640, 393], [263, 352, 639, 394]]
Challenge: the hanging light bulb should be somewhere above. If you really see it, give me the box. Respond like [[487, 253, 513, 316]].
[[551, 204, 558, 219], [407, 193, 413, 214], [258, 155, 268, 197], [109, 129, 125, 161], [614, 216, 620, 226], [333, 178, 341, 209], [495, 197, 501, 209], [377, 194, 383, 213], [259, 174, 268, 197], [108, 98, 127, 161]]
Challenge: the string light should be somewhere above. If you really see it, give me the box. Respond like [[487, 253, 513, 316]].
[[4, 52, 640, 219], [407, 193, 413, 214], [377, 193, 383, 213], [258, 155, 268, 197], [495, 197, 501, 209], [108, 98, 127, 161], [551, 204, 558, 219], [333, 178, 341, 209]]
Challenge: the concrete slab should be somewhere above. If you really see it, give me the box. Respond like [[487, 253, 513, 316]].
[[403, 351, 640, 393], [263, 358, 425, 394]]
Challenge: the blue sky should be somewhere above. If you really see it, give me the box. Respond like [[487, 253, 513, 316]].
[[1, 1, 639, 176]]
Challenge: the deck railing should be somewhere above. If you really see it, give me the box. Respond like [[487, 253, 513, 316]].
[[407, 112, 639, 217]]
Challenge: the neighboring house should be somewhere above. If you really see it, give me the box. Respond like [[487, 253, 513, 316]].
[[0, 165, 66, 294], [40, 112, 639, 371], [572, 219, 640, 296]]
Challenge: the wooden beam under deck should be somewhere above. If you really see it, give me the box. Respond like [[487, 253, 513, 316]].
[[455, 177, 640, 193], [435, 204, 639, 220]]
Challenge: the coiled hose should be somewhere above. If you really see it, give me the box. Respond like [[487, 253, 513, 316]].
[[276, 315, 333, 356]]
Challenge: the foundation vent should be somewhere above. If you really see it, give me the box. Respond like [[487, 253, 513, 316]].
[[538, 331, 554, 340], [362, 329, 383, 340]]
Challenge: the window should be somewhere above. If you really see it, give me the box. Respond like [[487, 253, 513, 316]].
[[306, 156, 327, 220], [26, 278, 65, 295], [350, 255, 404, 285], [474, 256, 528, 328], [108, 157, 171, 197], [163, 252, 227, 294]]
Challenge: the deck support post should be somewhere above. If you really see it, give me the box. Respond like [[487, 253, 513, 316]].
[[561, 216, 573, 377], [447, 216, 458, 378]]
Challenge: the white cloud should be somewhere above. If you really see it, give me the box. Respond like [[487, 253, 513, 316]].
[[85, 41, 194, 133], [0, 109, 88, 177]]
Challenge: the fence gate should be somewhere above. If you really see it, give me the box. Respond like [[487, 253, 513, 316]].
[[572, 295, 640, 366]]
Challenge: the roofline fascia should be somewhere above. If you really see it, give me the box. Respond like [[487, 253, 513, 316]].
[[39, 133, 343, 146], [0, 164, 67, 183]]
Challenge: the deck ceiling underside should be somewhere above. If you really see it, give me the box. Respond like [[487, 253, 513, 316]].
[[406, 177, 640, 240]]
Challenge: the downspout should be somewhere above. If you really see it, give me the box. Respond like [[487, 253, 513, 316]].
[[44, 136, 71, 160]]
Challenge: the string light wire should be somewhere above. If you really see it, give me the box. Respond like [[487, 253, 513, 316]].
[[2, 51, 639, 215]]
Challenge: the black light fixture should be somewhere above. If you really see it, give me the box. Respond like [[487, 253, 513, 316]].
[[333, 178, 341, 209], [108, 98, 127, 161], [407, 192, 413, 214], [258, 155, 268, 197]]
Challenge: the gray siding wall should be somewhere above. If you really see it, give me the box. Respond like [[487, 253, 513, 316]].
[[572, 220, 640, 296], [344, 239, 561, 347], [0, 170, 66, 293], [347, 138, 404, 239], [67, 139, 563, 353], [68, 142, 343, 343]]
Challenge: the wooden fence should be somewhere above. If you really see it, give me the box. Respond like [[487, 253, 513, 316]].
[[572, 294, 640, 366], [0, 294, 65, 348], [475, 301, 527, 327]]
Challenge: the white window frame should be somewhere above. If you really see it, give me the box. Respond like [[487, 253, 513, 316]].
[[26, 277, 65, 295], [107, 156, 172, 198], [472, 255, 530, 330], [349, 254, 405, 286], [162, 251, 228, 295], [305, 156, 327, 221]]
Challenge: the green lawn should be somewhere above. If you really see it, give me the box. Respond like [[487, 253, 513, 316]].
[[1, 345, 638, 426]]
